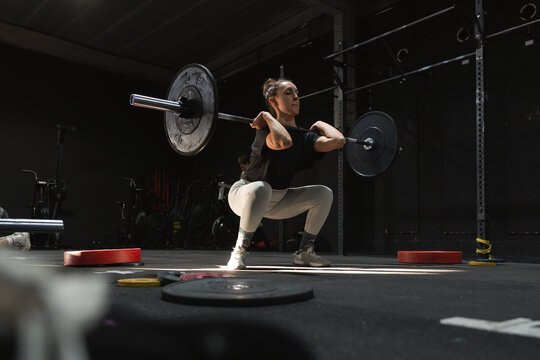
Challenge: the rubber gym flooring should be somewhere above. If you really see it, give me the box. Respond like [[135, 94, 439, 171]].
[[2, 250, 540, 359]]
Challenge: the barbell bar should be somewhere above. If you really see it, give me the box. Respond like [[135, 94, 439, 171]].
[[129, 94, 373, 148], [129, 63, 399, 177], [0, 218, 64, 232]]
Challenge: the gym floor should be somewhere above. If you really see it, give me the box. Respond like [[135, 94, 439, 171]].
[[3, 250, 539, 359]]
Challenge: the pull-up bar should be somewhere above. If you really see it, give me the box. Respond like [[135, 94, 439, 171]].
[[324, 4, 456, 61]]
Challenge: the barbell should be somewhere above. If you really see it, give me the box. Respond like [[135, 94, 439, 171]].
[[0, 218, 64, 232], [129, 63, 399, 177]]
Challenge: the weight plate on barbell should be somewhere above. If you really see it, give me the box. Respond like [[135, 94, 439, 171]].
[[346, 111, 399, 177], [164, 63, 218, 156]]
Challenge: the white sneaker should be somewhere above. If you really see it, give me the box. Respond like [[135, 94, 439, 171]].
[[293, 247, 331, 267], [227, 247, 248, 270], [9, 232, 31, 251]]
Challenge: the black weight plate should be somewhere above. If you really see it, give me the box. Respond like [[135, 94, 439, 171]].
[[346, 111, 399, 177], [157, 270, 185, 284], [161, 278, 314, 306], [165, 63, 218, 156]]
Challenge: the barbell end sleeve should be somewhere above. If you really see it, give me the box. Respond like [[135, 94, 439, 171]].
[[346, 137, 376, 151], [129, 94, 183, 113], [0, 219, 64, 233]]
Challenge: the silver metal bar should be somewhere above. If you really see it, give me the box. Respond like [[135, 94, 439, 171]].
[[217, 112, 253, 124], [129, 95, 255, 125], [130, 95, 252, 123], [0, 219, 64, 232], [486, 17, 540, 39], [130, 94, 182, 113], [324, 4, 456, 61], [344, 52, 475, 95]]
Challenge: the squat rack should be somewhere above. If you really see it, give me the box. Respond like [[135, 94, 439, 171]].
[[301, 1, 539, 258]]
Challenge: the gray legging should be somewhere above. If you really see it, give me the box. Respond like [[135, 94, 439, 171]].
[[228, 179, 333, 234]]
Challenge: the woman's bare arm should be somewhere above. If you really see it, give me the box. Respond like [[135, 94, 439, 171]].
[[251, 111, 292, 150], [310, 121, 346, 152]]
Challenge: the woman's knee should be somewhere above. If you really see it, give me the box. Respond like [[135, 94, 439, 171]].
[[247, 181, 272, 203], [228, 181, 272, 216], [318, 185, 333, 205]]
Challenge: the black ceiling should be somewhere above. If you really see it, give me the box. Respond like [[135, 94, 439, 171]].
[[7, 0, 529, 86], [0, 0, 346, 83]]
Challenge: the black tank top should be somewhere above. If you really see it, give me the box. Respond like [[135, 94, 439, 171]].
[[242, 127, 324, 189]]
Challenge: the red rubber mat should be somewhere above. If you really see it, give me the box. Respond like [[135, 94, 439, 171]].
[[398, 251, 462, 264], [64, 248, 141, 266]]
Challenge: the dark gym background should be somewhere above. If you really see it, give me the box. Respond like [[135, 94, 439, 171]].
[[0, 0, 539, 260]]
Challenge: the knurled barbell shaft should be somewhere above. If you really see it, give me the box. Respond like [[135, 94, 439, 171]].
[[130, 94, 373, 147]]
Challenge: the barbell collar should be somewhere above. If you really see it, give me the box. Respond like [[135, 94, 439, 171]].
[[362, 137, 375, 150]]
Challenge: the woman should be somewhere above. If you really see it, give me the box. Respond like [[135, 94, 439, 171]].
[[226, 78, 346, 270]]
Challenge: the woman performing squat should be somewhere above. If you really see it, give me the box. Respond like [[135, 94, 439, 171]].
[[226, 78, 346, 270]]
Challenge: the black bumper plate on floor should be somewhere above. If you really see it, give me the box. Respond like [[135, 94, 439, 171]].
[[161, 278, 314, 306]]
